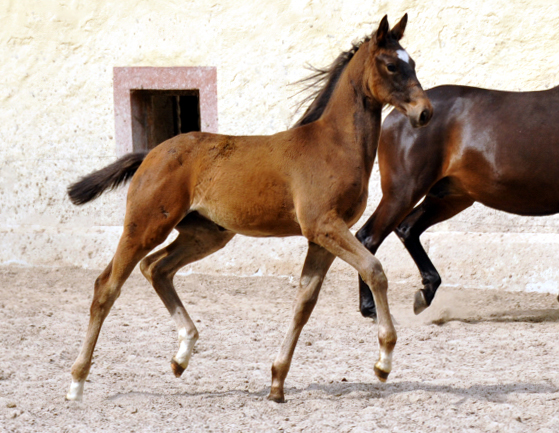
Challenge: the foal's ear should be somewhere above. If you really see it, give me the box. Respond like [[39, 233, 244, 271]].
[[375, 15, 390, 46], [390, 13, 408, 41]]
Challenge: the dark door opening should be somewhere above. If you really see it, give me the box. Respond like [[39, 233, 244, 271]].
[[130, 89, 200, 151]]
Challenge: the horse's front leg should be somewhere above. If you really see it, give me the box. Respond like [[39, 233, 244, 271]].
[[356, 195, 418, 320], [310, 214, 397, 382], [268, 242, 335, 403]]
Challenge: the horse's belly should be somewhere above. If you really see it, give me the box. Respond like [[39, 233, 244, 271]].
[[477, 195, 559, 216], [469, 183, 559, 216], [453, 154, 559, 216]]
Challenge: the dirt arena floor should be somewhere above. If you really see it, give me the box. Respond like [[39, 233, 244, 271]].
[[1, 265, 559, 432]]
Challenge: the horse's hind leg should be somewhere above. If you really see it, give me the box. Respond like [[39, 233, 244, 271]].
[[356, 194, 422, 319], [269, 242, 335, 402], [140, 213, 235, 377], [395, 186, 473, 314]]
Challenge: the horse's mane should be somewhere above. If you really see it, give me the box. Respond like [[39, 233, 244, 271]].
[[293, 36, 371, 127]]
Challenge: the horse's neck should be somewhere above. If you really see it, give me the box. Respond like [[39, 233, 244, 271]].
[[319, 48, 382, 171]]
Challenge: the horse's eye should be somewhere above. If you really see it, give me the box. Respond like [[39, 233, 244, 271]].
[[387, 63, 397, 73]]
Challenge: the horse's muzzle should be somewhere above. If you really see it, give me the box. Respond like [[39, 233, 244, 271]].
[[408, 102, 433, 128]]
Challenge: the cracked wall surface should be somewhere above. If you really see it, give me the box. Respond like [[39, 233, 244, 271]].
[[1, 0, 559, 294]]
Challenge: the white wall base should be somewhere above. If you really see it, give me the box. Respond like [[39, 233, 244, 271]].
[[2, 225, 558, 296]]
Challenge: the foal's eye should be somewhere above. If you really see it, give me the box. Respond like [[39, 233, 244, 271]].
[[387, 63, 397, 73]]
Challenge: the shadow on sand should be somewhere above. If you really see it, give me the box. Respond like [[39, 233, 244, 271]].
[[107, 379, 559, 403], [429, 308, 559, 325]]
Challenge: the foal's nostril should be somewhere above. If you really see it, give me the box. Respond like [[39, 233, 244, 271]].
[[419, 109, 430, 125]]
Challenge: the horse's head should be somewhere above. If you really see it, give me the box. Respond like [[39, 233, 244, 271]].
[[364, 14, 433, 128]]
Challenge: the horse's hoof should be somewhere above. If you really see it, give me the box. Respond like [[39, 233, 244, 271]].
[[267, 390, 286, 403], [413, 290, 429, 315], [374, 365, 390, 382], [171, 359, 185, 378]]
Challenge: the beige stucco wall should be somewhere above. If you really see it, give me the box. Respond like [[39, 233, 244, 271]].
[[2, 0, 559, 295]]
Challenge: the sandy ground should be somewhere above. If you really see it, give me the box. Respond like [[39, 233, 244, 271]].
[[1, 265, 559, 432]]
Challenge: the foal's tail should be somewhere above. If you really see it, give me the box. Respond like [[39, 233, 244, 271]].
[[68, 152, 148, 205]]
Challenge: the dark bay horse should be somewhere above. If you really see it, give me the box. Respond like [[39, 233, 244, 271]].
[[357, 84, 559, 319], [65, 15, 433, 403]]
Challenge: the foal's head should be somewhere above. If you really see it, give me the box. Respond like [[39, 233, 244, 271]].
[[364, 14, 433, 128]]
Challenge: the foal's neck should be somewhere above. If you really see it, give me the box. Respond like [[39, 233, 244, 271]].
[[319, 44, 382, 172]]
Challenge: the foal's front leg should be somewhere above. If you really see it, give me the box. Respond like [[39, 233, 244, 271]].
[[268, 242, 335, 402], [312, 215, 397, 382]]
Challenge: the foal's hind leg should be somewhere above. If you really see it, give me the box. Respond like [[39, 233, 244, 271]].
[[66, 216, 180, 401], [67, 177, 190, 401], [140, 213, 234, 377], [269, 242, 335, 402], [395, 189, 473, 314]]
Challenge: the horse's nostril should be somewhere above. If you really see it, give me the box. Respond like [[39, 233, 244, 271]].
[[419, 109, 430, 125]]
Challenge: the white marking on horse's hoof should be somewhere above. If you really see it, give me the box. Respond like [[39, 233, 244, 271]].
[[66, 379, 85, 401]]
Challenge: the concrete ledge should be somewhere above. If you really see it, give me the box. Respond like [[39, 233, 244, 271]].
[[1, 225, 558, 296]]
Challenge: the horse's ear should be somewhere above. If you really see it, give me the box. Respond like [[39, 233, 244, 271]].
[[375, 15, 389, 46], [390, 13, 407, 41]]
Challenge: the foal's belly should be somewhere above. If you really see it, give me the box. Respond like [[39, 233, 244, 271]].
[[193, 202, 302, 237], [191, 183, 302, 238]]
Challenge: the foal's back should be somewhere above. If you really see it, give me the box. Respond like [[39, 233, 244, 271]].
[[379, 85, 559, 215]]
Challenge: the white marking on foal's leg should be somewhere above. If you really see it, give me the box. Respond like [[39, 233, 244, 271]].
[[171, 327, 198, 377], [66, 379, 85, 401], [175, 328, 196, 366], [375, 350, 393, 376], [396, 49, 410, 63]]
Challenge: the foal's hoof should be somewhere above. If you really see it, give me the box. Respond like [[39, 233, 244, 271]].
[[65, 394, 82, 402], [413, 290, 429, 315], [374, 365, 390, 383], [267, 389, 286, 403], [66, 379, 85, 402], [171, 359, 185, 378]]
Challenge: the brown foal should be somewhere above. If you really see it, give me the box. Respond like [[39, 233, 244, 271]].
[[66, 15, 432, 403]]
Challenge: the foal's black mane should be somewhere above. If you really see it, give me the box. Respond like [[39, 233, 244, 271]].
[[294, 28, 405, 127], [293, 36, 370, 127]]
